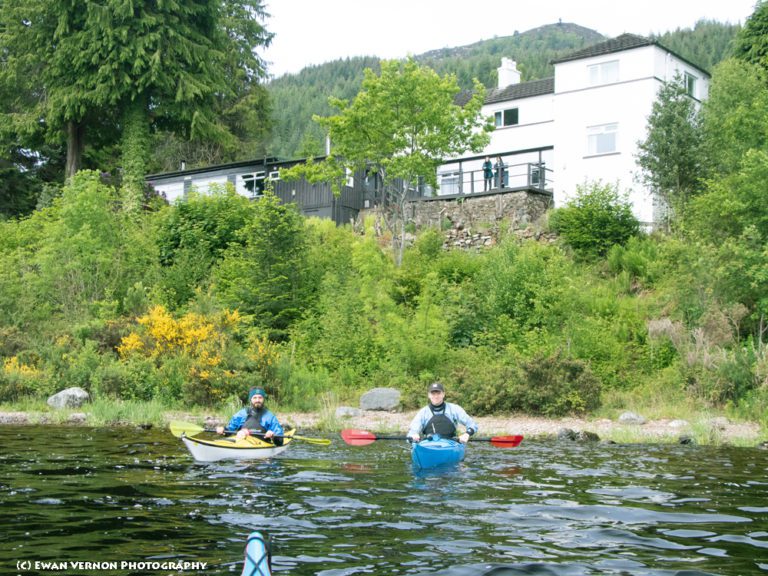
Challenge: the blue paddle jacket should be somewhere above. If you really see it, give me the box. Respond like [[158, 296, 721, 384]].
[[407, 402, 478, 439], [225, 407, 284, 436]]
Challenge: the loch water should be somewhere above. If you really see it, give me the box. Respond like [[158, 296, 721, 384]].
[[1, 426, 767, 576]]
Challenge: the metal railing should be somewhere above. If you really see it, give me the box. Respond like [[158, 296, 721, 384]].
[[403, 161, 552, 199], [433, 161, 553, 197]]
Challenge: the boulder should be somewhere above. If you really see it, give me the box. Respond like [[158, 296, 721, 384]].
[[335, 406, 362, 419], [576, 430, 600, 442], [618, 411, 646, 425], [359, 387, 401, 411], [557, 427, 576, 441], [47, 387, 90, 409]]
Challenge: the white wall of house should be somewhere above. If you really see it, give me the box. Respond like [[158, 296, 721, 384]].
[[154, 180, 186, 204], [483, 94, 555, 156], [553, 49, 661, 223], [552, 44, 708, 225]]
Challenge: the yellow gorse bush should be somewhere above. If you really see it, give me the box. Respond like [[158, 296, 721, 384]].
[[119, 305, 232, 358], [117, 332, 144, 356], [3, 356, 40, 376]]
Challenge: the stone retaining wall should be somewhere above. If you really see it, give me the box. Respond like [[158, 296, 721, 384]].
[[406, 189, 552, 231], [357, 189, 554, 251]]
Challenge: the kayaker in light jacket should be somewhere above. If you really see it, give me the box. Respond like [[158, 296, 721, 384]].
[[216, 387, 284, 445], [407, 381, 478, 444]]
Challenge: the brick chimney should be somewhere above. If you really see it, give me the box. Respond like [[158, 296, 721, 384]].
[[497, 57, 521, 88]]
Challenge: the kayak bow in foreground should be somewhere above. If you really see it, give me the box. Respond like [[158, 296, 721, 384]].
[[241, 531, 271, 576]]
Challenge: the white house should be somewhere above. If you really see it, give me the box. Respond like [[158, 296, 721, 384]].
[[448, 34, 710, 226], [148, 34, 710, 229]]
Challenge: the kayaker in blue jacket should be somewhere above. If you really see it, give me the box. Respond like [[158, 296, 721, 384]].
[[216, 387, 284, 445], [407, 381, 478, 444]]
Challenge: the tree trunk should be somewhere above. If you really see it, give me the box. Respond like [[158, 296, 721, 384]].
[[120, 95, 150, 214], [65, 120, 84, 178]]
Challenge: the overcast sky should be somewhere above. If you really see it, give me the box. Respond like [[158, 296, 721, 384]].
[[262, 0, 757, 78]]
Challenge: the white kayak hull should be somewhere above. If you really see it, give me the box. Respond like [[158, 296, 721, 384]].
[[181, 431, 294, 462]]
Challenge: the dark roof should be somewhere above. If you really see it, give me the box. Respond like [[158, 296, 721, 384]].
[[146, 156, 308, 181], [453, 77, 554, 108], [485, 77, 555, 104], [551, 33, 710, 76], [454, 89, 475, 107], [551, 33, 653, 63]]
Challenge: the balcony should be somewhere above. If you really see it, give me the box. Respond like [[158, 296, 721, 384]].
[[409, 147, 554, 201]]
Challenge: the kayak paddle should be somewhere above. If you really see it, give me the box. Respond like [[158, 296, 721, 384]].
[[340, 429, 523, 448], [169, 420, 331, 446]]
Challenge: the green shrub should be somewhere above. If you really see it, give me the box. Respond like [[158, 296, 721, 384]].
[[447, 348, 601, 417], [448, 348, 520, 414], [513, 352, 602, 416], [156, 186, 255, 309], [549, 181, 640, 259], [606, 235, 662, 288], [91, 357, 156, 401], [273, 359, 333, 411]]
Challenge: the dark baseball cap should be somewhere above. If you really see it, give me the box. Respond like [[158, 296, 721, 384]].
[[428, 382, 445, 393]]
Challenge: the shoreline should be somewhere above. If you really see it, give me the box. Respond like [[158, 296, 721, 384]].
[[1, 409, 764, 446]]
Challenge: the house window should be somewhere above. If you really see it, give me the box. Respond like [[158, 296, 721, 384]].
[[587, 123, 618, 155], [236, 171, 266, 197], [268, 170, 280, 181], [494, 108, 519, 127], [439, 172, 461, 195], [684, 72, 697, 97], [345, 167, 354, 187], [588, 60, 619, 86]]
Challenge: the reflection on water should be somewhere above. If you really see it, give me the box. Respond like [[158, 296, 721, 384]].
[[1, 427, 767, 575]]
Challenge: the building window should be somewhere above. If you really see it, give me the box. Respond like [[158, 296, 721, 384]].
[[494, 108, 519, 127], [588, 60, 619, 86], [345, 167, 354, 187], [236, 171, 266, 197], [684, 72, 697, 97], [438, 172, 461, 195], [587, 123, 618, 155]]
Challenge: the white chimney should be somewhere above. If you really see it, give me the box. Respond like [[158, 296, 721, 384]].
[[497, 57, 521, 88]]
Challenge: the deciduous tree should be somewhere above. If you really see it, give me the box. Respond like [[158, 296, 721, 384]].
[[285, 58, 493, 265]]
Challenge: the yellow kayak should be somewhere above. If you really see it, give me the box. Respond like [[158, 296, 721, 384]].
[[181, 429, 295, 462]]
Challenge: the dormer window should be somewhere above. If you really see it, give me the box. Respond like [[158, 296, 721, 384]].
[[494, 108, 519, 127], [588, 60, 619, 86]]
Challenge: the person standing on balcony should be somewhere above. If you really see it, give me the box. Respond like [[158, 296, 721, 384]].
[[482, 156, 494, 191], [495, 156, 506, 189]]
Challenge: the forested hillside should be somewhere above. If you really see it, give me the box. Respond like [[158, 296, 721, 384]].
[[267, 20, 741, 160]]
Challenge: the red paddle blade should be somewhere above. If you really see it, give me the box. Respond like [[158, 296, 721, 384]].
[[341, 429, 377, 446], [490, 435, 524, 448]]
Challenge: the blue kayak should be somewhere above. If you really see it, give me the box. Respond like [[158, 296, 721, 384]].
[[241, 531, 271, 576], [411, 435, 465, 469]]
